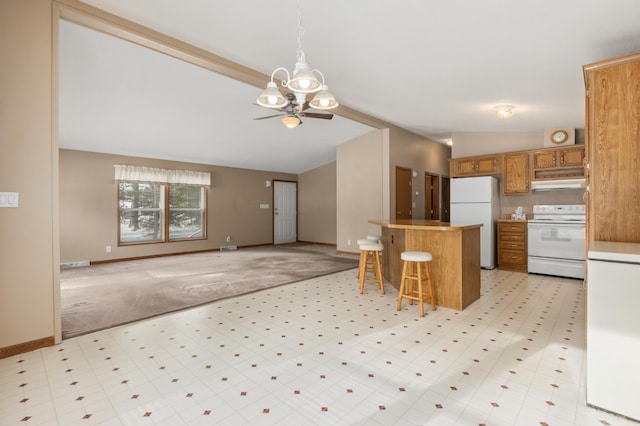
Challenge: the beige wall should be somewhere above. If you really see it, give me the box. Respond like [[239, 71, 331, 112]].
[[451, 129, 585, 158], [451, 131, 544, 158], [59, 149, 296, 263], [389, 126, 452, 220], [0, 0, 58, 349], [336, 126, 452, 253], [298, 162, 337, 244], [336, 130, 388, 253]]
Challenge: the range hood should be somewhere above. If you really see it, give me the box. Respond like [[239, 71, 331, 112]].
[[531, 178, 586, 191]]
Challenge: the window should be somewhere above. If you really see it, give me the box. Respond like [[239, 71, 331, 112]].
[[119, 182, 165, 244], [115, 165, 210, 246], [169, 185, 205, 241]]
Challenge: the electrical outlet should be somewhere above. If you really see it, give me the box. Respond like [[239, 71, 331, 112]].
[[226, 236, 231, 243], [106, 246, 111, 253], [347, 239, 351, 245]]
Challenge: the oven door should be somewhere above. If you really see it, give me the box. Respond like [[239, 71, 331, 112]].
[[527, 221, 586, 260]]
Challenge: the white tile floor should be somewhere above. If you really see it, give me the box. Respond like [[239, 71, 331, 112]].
[[1, 267, 637, 425]]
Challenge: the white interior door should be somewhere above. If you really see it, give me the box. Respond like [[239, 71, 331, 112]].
[[273, 181, 297, 244]]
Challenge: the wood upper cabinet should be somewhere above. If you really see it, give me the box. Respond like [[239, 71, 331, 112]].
[[559, 147, 584, 167], [584, 52, 640, 243], [451, 155, 501, 177], [532, 146, 584, 169], [503, 153, 530, 195], [451, 145, 584, 193]]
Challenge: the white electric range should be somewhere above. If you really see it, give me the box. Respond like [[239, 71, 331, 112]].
[[527, 204, 586, 279]]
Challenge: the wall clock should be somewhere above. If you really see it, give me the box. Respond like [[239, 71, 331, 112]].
[[550, 130, 569, 145]]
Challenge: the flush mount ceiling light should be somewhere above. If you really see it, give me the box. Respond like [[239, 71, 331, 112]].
[[256, 0, 339, 118], [495, 105, 515, 119]]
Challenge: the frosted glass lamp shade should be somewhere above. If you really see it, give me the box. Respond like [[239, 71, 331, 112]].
[[309, 86, 339, 109], [257, 82, 287, 108], [287, 63, 321, 93], [282, 115, 301, 128]]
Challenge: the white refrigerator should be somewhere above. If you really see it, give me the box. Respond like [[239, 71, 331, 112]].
[[450, 176, 500, 269]]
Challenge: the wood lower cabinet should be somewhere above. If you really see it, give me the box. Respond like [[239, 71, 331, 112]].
[[498, 220, 527, 272], [503, 153, 529, 195], [375, 221, 481, 310]]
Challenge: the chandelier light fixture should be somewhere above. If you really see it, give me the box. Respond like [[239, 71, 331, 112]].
[[494, 105, 515, 119], [256, 0, 338, 128]]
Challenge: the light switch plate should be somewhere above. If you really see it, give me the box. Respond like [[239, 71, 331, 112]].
[[0, 192, 19, 208]]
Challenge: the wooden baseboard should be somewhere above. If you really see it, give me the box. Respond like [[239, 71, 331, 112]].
[[89, 244, 273, 265], [296, 240, 337, 247], [0, 336, 55, 359]]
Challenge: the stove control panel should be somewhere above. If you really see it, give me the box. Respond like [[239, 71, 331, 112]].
[[532, 204, 585, 214]]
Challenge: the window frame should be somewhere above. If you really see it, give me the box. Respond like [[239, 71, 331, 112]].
[[117, 181, 208, 246], [168, 184, 207, 242]]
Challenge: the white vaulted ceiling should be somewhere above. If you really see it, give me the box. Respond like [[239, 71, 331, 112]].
[[58, 0, 640, 173]]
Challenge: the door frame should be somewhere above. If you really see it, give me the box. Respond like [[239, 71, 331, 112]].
[[424, 172, 441, 220], [441, 176, 451, 222]]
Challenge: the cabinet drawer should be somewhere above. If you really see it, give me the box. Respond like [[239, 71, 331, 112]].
[[499, 223, 525, 233], [499, 250, 526, 265], [500, 240, 525, 250], [500, 232, 524, 242]]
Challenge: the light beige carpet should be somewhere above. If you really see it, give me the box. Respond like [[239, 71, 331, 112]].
[[61, 245, 358, 339]]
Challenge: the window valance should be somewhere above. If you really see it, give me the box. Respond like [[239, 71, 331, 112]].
[[114, 165, 211, 186]]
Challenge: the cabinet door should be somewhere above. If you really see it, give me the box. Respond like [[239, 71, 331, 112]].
[[559, 147, 584, 167], [532, 151, 557, 168], [585, 54, 640, 242], [476, 156, 499, 174], [452, 158, 477, 176], [503, 153, 529, 195]]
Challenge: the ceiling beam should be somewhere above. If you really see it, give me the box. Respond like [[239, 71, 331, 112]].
[[54, 0, 391, 130]]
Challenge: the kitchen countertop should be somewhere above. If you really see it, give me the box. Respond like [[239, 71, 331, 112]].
[[588, 241, 640, 264], [369, 219, 482, 231]]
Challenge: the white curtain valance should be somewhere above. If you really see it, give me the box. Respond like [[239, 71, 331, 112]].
[[114, 165, 211, 186]]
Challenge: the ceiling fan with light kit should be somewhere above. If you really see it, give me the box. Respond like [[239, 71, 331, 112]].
[[254, 0, 338, 129], [254, 92, 333, 128]]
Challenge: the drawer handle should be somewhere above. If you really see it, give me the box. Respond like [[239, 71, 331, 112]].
[[510, 256, 518, 259], [510, 244, 517, 247]]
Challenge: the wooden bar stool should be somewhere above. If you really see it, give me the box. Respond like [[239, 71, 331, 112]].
[[396, 251, 436, 317], [358, 242, 385, 294], [356, 238, 372, 279]]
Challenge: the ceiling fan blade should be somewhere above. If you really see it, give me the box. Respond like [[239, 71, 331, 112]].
[[300, 112, 333, 120], [254, 113, 283, 120]]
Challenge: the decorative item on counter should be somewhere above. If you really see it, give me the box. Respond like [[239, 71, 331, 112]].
[[511, 206, 526, 220]]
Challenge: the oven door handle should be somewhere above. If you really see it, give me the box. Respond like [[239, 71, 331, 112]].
[[528, 223, 585, 229]]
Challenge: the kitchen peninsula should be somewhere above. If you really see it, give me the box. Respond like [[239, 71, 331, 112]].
[[369, 219, 482, 310]]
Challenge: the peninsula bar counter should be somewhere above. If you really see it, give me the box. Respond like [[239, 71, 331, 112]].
[[369, 219, 482, 310]]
